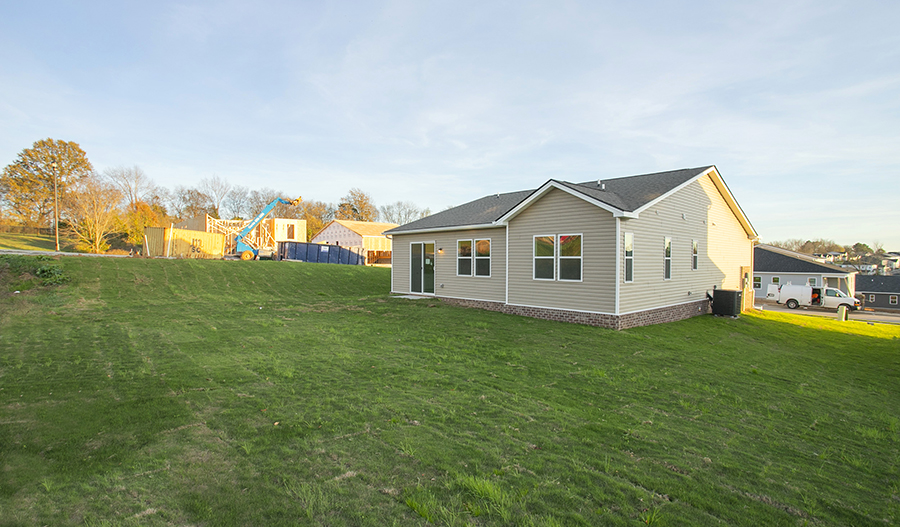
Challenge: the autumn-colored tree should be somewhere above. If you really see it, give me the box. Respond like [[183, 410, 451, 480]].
[[0, 138, 93, 227], [335, 188, 377, 221], [105, 165, 163, 244], [64, 173, 123, 253], [299, 199, 335, 239]]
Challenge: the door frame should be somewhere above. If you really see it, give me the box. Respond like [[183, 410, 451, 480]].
[[410, 241, 436, 295]]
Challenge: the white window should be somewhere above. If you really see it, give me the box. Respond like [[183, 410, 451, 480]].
[[692, 240, 699, 270], [753, 277, 761, 289], [475, 239, 491, 277], [891, 295, 898, 305], [457, 240, 472, 276], [558, 234, 582, 281], [808, 277, 817, 286], [772, 277, 780, 285], [663, 237, 672, 280], [624, 232, 634, 283], [534, 235, 555, 280], [868, 294, 875, 303], [533, 234, 582, 281]]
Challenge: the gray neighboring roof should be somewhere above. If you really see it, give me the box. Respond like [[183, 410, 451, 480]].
[[754, 244, 853, 274], [385, 166, 714, 234], [856, 275, 900, 293]]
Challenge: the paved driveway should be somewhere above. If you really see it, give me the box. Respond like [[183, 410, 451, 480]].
[[755, 300, 900, 325]]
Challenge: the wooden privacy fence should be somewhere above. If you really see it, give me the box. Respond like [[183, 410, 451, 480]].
[[143, 227, 225, 259]]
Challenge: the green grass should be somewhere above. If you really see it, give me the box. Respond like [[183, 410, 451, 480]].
[[0, 232, 77, 252], [1, 256, 898, 526]]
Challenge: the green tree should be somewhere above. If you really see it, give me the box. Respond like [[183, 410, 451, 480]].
[[0, 139, 94, 227]]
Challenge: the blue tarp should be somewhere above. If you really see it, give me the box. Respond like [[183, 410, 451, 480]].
[[278, 242, 365, 265]]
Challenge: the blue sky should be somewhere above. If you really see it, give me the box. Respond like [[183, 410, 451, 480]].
[[1, 1, 898, 248]]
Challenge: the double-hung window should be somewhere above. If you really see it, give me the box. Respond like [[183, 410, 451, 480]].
[[533, 235, 582, 281], [663, 237, 672, 280], [808, 277, 817, 286], [534, 236, 555, 280], [891, 295, 898, 306], [474, 239, 491, 277], [457, 240, 472, 276], [558, 235, 582, 281], [624, 232, 634, 283], [868, 294, 875, 303], [753, 277, 761, 289], [692, 240, 699, 270]]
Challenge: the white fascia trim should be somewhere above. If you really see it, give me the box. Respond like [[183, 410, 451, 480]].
[[615, 217, 621, 315], [632, 166, 758, 240], [857, 290, 900, 295], [632, 167, 715, 216], [494, 181, 635, 225], [387, 223, 499, 235]]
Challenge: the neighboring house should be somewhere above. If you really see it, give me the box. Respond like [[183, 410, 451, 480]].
[[855, 276, 900, 310], [385, 166, 758, 330], [312, 220, 398, 252], [754, 244, 857, 295]]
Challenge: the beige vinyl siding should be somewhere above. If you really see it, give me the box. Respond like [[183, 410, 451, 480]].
[[390, 228, 507, 302], [507, 189, 616, 313], [618, 174, 752, 314]]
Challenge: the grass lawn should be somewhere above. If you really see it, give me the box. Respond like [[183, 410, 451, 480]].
[[1, 256, 898, 526], [0, 232, 77, 252]]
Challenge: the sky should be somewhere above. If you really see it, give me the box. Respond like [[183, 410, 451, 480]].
[[1, 0, 898, 249]]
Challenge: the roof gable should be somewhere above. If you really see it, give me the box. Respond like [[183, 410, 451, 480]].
[[754, 245, 855, 275]]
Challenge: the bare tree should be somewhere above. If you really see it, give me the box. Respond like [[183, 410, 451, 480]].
[[335, 188, 377, 221], [198, 175, 231, 218], [64, 173, 122, 253], [104, 166, 153, 211], [379, 200, 430, 225], [169, 186, 214, 220], [223, 185, 251, 219], [247, 188, 303, 218]]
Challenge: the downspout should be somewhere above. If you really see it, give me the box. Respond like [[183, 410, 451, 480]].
[[615, 217, 621, 315], [505, 225, 509, 305]]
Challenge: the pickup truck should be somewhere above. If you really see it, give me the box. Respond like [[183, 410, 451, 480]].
[[766, 284, 860, 310]]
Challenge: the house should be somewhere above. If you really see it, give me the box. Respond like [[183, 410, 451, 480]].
[[312, 220, 398, 251], [754, 244, 857, 295], [174, 214, 306, 255], [855, 275, 900, 310], [384, 166, 757, 330]]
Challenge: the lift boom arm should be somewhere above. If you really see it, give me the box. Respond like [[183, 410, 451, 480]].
[[235, 196, 301, 258]]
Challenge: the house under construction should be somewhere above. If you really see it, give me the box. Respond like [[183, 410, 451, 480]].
[[174, 215, 307, 257]]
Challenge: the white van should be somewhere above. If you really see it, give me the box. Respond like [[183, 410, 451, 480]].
[[766, 284, 860, 311]]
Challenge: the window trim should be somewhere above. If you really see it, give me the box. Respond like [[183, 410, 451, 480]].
[[663, 237, 672, 280], [868, 294, 875, 303], [474, 238, 491, 278], [808, 277, 817, 286], [558, 233, 583, 282], [624, 232, 634, 283], [533, 235, 556, 281], [890, 295, 898, 306], [753, 276, 761, 289], [772, 276, 780, 285], [691, 239, 699, 271], [456, 239, 473, 277]]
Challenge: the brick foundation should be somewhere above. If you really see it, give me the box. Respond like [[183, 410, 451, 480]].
[[438, 297, 712, 330]]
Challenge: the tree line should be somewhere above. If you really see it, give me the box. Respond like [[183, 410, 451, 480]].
[[768, 238, 890, 270], [0, 138, 430, 253]]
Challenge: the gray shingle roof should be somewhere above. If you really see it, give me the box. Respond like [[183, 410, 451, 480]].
[[855, 275, 900, 293], [385, 166, 713, 234], [754, 245, 852, 274]]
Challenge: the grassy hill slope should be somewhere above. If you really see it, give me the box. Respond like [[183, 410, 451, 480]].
[[1, 256, 898, 526]]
